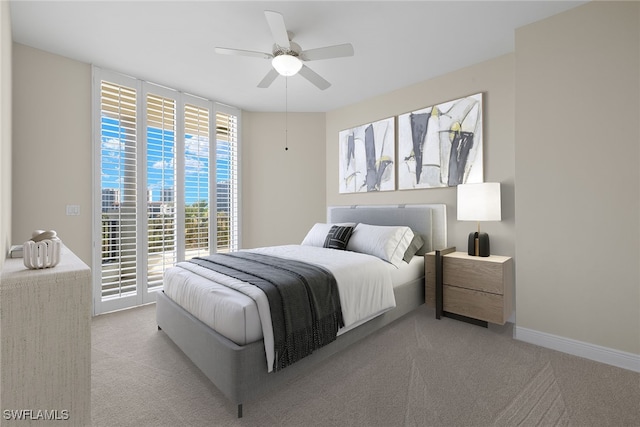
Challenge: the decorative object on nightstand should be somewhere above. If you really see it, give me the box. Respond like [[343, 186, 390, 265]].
[[457, 182, 501, 257]]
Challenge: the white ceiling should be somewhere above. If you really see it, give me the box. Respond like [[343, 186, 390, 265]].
[[10, 1, 587, 112]]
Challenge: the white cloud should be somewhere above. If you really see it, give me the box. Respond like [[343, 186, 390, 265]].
[[102, 137, 124, 151], [185, 135, 209, 157], [152, 160, 173, 169]]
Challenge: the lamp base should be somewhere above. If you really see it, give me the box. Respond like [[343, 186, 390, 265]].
[[467, 232, 490, 257]]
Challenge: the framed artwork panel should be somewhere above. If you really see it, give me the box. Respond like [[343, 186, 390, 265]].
[[398, 93, 483, 189], [339, 117, 395, 194]]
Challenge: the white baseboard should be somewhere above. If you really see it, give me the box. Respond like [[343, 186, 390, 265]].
[[514, 326, 640, 373]]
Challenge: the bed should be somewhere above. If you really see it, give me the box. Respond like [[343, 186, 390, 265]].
[[156, 204, 447, 417]]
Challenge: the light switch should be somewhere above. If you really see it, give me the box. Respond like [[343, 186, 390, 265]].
[[66, 205, 80, 216]]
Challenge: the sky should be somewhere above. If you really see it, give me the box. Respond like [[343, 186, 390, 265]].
[[101, 116, 231, 206]]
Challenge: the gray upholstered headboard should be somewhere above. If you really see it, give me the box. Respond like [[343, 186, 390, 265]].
[[326, 204, 447, 254]]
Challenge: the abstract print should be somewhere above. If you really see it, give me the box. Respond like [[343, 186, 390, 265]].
[[398, 93, 483, 189], [339, 117, 395, 193]]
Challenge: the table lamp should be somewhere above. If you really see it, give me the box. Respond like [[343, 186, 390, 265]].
[[457, 182, 501, 257]]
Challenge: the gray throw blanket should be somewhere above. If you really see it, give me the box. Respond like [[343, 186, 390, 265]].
[[189, 252, 344, 371]]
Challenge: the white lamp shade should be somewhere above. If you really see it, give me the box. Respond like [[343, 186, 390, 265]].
[[457, 182, 502, 221], [272, 54, 302, 76]]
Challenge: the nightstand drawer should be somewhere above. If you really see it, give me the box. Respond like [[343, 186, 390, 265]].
[[442, 285, 505, 324], [443, 257, 505, 294], [425, 251, 513, 325]]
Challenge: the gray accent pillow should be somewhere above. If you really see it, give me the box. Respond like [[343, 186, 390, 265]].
[[323, 225, 354, 250], [403, 234, 425, 263], [301, 222, 356, 247]]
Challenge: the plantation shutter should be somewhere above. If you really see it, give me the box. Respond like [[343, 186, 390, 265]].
[[145, 93, 177, 289], [94, 67, 241, 315], [99, 81, 138, 299], [184, 103, 211, 259], [215, 109, 239, 252]]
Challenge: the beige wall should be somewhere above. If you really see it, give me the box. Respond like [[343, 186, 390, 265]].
[[515, 2, 639, 354], [1, 1, 12, 268], [242, 111, 326, 248], [12, 44, 92, 266], [326, 54, 516, 260]]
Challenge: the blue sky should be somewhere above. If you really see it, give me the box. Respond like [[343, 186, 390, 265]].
[[101, 116, 229, 205]]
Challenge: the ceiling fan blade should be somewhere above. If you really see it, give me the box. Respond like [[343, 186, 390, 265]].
[[214, 47, 273, 59], [264, 10, 290, 49], [301, 43, 354, 61], [257, 68, 280, 88], [298, 65, 331, 90]]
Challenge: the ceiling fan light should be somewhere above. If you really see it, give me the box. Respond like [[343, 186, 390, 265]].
[[272, 54, 302, 76]]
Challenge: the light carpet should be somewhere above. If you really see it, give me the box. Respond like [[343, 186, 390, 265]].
[[91, 304, 640, 426]]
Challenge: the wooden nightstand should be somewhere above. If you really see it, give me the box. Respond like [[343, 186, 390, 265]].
[[425, 250, 513, 326]]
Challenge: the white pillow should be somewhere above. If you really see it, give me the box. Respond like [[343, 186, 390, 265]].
[[301, 223, 355, 247], [346, 224, 415, 267]]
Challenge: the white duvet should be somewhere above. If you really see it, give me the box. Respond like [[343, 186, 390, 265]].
[[168, 245, 397, 372]]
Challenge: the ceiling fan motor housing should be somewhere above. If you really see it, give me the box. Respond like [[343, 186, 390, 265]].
[[273, 41, 301, 58]]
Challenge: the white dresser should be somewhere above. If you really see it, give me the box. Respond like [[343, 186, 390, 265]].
[[0, 246, 91, 426]]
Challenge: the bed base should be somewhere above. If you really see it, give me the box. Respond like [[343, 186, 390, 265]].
[[156, 277, 424, 418]]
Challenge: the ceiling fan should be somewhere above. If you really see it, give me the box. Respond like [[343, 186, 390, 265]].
[[214, 10, 354, 90]]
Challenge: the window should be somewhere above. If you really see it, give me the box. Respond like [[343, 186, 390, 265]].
[[93, 68, 240, 315]]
